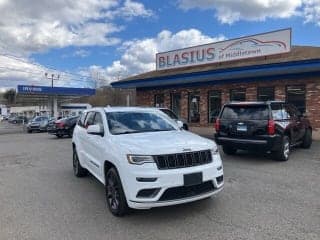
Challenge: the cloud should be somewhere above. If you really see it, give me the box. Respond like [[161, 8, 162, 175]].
[[105, 0, 154, 20], [0, 55, 47, 88], [0, 0, 153, 89], [0, 0, 153, 56], [87, 29, 226, 85], [303, 0, 320, 26], [177, 0, 320, 25], [73, 49, 91, 58]]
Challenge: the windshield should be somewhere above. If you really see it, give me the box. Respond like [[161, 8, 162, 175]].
[[106, 111, 176, 135], [160, 109, 178, 120], [33, 117, 44, 122], [221, 105, 269, 120]]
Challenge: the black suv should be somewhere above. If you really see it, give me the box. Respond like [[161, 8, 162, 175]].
[[214, 101, 312, 161]]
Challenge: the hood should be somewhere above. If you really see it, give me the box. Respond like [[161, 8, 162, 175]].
[[112, 130, 216, 155]]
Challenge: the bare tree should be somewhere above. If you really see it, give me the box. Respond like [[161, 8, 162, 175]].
[[73, 86, 136, 107]]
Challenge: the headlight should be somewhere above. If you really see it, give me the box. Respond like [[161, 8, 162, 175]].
[[127, 155, 154, 165], [211, 147, 219, 156]]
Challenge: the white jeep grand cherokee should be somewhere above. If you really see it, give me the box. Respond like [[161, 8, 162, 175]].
[[72, 107, 224, 216]]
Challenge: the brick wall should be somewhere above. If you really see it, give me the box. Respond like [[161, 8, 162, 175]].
[[136, 77, 320, 130]]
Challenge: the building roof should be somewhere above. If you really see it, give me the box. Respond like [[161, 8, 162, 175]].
[[15, 85, 96, 106], [112, 46, 320, 89]]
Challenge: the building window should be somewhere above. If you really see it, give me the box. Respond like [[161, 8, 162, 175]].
[[257, 87, 275, 101], [154, 94, 164, 107], [170, 93, 181, 117], [230, 89, 246, 101], [208, 90, 221, 123], [188, 92, 200, 123], [286, 85, 306, 113]]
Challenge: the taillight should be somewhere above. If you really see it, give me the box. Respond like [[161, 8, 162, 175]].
[[215, 118, 220, 132], [268, 120, 275, 135], [56, 122, 65, 128]]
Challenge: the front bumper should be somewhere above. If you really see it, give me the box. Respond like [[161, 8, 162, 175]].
[[39, 126, 48, 131], [130, 186, 223, 209], [27, 125, 40, 131], [121, 158, 224, 209]]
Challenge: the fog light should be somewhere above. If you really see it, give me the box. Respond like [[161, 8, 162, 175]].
[[136, 188, 161, 198], [216, 175, 223, 184], [136, 177, 157, 182]]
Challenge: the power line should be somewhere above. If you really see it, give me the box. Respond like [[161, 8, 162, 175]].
[[0, 66, 94, 84], [0, 53, 96, 81], [0, 53, 91, 79]]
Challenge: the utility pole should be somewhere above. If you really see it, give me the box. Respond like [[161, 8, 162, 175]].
[[96, 71, 99, 89], [45, 73, 60, 117]]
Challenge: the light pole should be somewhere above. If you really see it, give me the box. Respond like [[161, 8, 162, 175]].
[[45, 73, 60, 117]]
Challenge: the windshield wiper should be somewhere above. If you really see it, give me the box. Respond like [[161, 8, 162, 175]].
[[113, 129, 174, 135], [140, 129, 174, 132], [113, 130, 141, 135]]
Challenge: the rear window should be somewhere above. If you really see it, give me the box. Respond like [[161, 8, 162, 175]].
[[221, 105, 269, 120]]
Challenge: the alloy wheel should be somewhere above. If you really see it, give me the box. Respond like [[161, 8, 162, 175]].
[[283, 139, 290, 159], [73, 151, 79, 175], [106, 172, 120, 211]]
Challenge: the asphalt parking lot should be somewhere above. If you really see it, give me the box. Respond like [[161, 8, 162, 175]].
[[0, 126, 319, 240]]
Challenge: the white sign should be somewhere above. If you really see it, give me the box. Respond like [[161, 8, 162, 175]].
[[156, 28, 291, 70]]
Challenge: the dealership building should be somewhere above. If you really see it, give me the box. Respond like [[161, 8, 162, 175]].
[[112, 29, 320, 133]]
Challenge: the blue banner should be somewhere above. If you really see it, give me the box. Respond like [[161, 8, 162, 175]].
[[17, 85, 95, 96]]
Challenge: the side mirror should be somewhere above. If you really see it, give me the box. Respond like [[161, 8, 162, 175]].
[[87, 124, 104, 137], [176, 120, 184, 129]]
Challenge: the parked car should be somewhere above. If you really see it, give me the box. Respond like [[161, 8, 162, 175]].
[[7, 116, 15, 123], [39, 117, 55, 132], [209, 109, 221, 123], [27, 116, 49, 133], [214, 101, 312, 161], [158, 108, 189, 130], [48, 116, 79, 138], [9, 116, 28, 124], [72, 107, 224, 216]]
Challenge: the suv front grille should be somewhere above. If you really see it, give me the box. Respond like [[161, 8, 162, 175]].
[[154, 150, 212, 170]]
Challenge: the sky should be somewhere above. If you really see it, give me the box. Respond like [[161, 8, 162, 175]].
[[0, 0, 319, 91]]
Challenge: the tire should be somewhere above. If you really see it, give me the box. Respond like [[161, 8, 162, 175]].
[[183, 124, 189, 131], [105, 168, 129, 217], [56, 134, 63, 138], [27, 129, 32, 133], [273, 136, 290, 161], [222, 145, 237, 155], [73, 148, 87, 177], [301, 128, 312, 149]]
